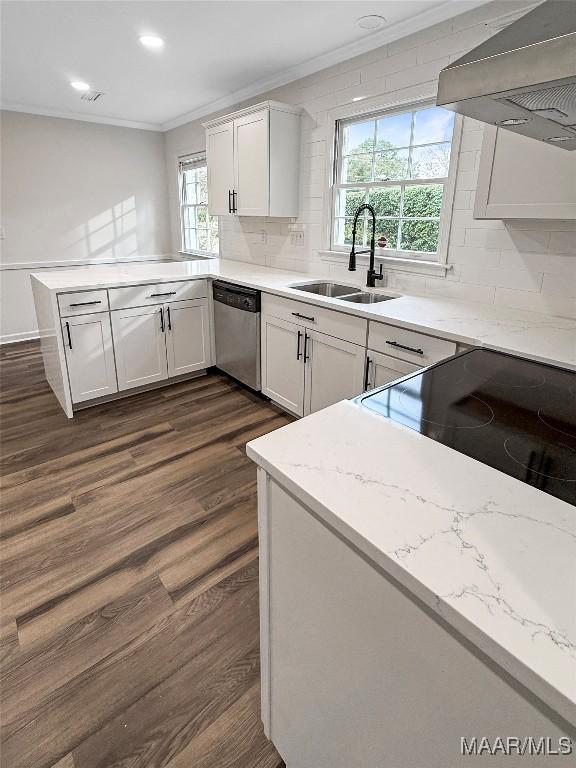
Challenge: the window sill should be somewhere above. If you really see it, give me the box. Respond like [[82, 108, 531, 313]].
[[178, 250, 219, 260], [318, 250, 451, 277]]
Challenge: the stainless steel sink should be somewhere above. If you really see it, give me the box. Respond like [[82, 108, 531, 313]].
[[290, 282, 362, 298], [339, 292, 396, 304]]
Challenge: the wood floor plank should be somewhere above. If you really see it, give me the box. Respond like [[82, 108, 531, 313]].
[[2, 576, 173, 726], [163, 684, 284, 768], [0, 341, 284, 768]]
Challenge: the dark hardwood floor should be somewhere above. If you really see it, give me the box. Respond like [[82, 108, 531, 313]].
[[0, 340, 290, 768]]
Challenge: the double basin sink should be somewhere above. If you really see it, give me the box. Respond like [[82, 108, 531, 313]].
[[290, 282, 395, 304]]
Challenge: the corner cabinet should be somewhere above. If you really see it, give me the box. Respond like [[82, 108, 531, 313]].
[[474, 125, 576, 220], [203, 101, 301, 218]]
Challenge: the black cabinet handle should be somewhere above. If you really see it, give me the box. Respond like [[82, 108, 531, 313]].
[[296, 329, 302, 360], [303, 333, 310, 362], [232, 190, 237, 213], [228, 190, 232, 214], [149, 292, 176, 298], [386, 340, 424, 355], [160, 307, 165, 333], [65, 321, 72, 350], [364, 356, 371, 390], [167, 306, 172, 331], [292, 312, 315, 322], [69, 300, 102, 307]]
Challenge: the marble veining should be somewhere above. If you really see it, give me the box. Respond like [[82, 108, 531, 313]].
[[247, 401, 576, 725]]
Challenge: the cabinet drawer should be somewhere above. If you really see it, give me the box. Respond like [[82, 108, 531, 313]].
[[58, 290, 109, 317], [262, 293, 366, 346], [368, 322, 456, 366], [108, 280, 207, 310]]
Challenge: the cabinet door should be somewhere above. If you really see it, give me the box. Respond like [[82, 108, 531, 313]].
[[165, 299, 210, 378], [111, 305, 168, 391], [61, 312, 117, 404], [234, 110, 270, 216], [366, 350, 419, 391], [206, 121, 235, 215], [304, 331, 365, 416], [261, 315, 304, 416]]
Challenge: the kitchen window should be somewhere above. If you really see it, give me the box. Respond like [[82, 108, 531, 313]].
[[332, 104, 456, 263], [179, 154, 219, 255]]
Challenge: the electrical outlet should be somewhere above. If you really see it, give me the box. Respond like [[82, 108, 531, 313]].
[[259, 231, 267, 245], [0, 225, 5, 240], [290, 230, 305, 247]]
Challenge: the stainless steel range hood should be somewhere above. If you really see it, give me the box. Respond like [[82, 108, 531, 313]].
[[437, 1, 576, 150]]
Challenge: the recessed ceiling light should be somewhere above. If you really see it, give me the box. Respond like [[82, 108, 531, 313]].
[[357, 15, 386, 30], [71, 80, 91, 92], [352, 96, 366, 102], [139, 34, 164, 49]]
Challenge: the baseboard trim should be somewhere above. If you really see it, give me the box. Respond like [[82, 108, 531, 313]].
[[0, 331, 40, 345]]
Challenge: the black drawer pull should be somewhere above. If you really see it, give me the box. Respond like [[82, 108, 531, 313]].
[[69, 300, 102, 307], [149, 292, 177, 298], [386, 340, 424, 355], [292, 312, 315, 322]]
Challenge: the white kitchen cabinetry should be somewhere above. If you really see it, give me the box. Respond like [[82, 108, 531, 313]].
[[205, 122, 235, 216], [305, 330, 365, 414], [261, 313, 365, 417], [475, 126, 576, 220], [112, 299, 211, 392], [111, 304, 168, 391], [261, 315, 305, 416], [203, 101, 301, 218], [61, 312, 117, 403], [165, 299, 210, 377], [365, 350, 419, 391]]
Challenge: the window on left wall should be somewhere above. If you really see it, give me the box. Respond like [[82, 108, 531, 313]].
[[179, 154, 219, 255]]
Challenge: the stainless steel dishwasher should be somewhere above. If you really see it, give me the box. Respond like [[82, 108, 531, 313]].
[[213, 281, 261, 391]]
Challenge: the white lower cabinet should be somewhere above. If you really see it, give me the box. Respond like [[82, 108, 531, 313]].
[[365, 350, 419, 391], [61, 312, 117, 403], [305, 330, 366, 414], [112, 299, 211, 392], [261, 314, 365, 417], [111, 304, 168, 391], [261, 315, 305, 416], [165, 299, 210, 377]]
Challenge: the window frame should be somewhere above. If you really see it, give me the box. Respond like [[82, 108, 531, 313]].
[[328, 98, 462, 270], [178, 152, 219, 257]]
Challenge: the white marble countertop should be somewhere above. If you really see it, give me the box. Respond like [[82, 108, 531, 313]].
[[32, 257, 576, 370], [246, 399, 576, 726]]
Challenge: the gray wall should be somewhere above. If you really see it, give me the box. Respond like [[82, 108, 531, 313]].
[[0, 111, 172, 342]]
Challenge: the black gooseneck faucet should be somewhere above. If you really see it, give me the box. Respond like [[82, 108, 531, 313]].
[[348, 204, 384, 288]]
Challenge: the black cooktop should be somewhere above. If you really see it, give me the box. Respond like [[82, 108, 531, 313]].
[[359, 348, 576, 506]]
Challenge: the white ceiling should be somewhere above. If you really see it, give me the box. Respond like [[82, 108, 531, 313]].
[[1, 0, 490, 131]]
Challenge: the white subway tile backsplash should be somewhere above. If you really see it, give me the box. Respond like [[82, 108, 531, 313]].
[[209, 1, 572, 320]]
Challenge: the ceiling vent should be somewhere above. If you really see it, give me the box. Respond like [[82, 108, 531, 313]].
[[80, 91, 104, 102]]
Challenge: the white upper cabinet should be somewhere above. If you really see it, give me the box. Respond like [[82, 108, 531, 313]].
[[475, 126, 576, 219], [203, 101, 301, 218], [206, 121, 235, 216]]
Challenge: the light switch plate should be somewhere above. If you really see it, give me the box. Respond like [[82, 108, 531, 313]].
[[290, 231, 305, 247]]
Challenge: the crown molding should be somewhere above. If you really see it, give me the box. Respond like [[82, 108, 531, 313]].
[[0, 102, 162, 132], [2, 0, 494, 134], [161, 0, 493, 131]]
